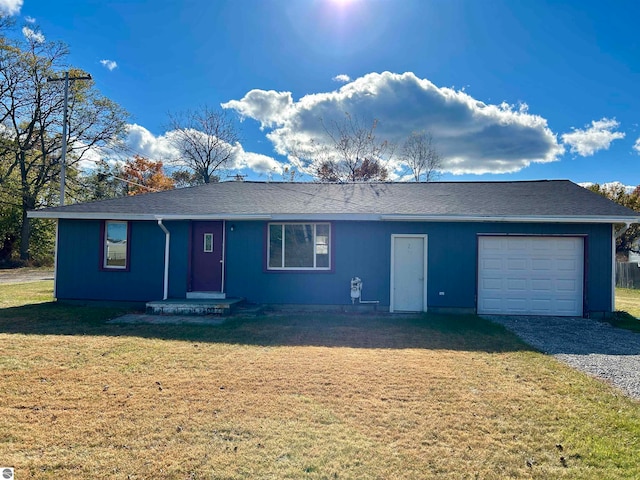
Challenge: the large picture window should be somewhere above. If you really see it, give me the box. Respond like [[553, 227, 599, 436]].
[[104, 221, 128, 269], [268, 223, 331, 270]]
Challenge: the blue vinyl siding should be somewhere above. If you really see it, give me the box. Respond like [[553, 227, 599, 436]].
[[56, 218, 614, 313], [225, 220, 614, 313], [56, 219, 189, 302]]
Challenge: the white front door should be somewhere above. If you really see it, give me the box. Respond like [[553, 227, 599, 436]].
[[391, 235, 427, 312]]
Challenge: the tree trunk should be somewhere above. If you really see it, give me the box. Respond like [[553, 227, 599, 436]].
[[19, 194, 35, 261], [19, 207, 31, 261]]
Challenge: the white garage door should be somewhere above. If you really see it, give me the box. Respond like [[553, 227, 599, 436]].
[[477, 236, 584, 316]]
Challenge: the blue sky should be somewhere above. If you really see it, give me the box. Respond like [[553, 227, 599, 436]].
[[4, 0, 640, 185]]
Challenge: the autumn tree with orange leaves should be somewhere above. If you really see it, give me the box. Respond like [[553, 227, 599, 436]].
[[122, 155, 175, 195]]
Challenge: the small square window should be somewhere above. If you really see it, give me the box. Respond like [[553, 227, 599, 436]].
[[204, 233, 214, 253]]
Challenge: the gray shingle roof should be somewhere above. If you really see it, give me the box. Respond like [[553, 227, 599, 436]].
[[29, 180, 639, 221]]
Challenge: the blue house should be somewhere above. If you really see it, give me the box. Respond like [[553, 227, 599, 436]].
[[28, 180, 639, 317]]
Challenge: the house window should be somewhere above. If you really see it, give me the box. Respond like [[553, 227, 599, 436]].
[[104, 221, 128, 269], [268, 223, 331, 270], [203, 233, 214, 252]]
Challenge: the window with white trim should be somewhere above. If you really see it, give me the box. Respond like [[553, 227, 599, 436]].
[[203, 233, 214, 252], [104, 221, 128, 269], [268, 223, 331, 270]]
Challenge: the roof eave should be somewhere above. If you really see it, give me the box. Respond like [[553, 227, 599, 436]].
[[380, 214, 640, 224], [27, 210, 640, 224], [27, 211, 273, 221]]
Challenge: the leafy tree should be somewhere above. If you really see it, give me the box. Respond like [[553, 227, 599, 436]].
[[76, 160, 126, 201], [401, 132, 442, 182], [121, 155, 174, 196], [0, 24, 127, 261], [171, 169, 202, 188], [587, 183, 640, 256], [167, 105, 239, 184], [313, 113, 391, 182]]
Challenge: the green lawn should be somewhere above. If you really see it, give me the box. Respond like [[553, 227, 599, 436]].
[[614, 288, 640, 331], [0, 281, 639, 479]]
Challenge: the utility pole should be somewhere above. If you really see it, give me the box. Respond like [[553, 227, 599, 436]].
[[47, 71, 92, 205]]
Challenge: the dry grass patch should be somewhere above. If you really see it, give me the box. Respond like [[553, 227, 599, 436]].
[[0, 283, 639, 479]]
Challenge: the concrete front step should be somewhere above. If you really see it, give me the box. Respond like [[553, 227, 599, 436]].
[[186, 291, 227, 300], [146, 298, 243, 316]]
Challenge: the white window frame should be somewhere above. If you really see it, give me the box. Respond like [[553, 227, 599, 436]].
[[104, 220, 128, 269], [267, 222, 331, 271], [203, 233, 214, 253]]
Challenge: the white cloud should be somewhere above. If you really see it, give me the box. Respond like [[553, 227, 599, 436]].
[[22, 26, 44, 43], [0, 0, 22, 16], [222, 90, 293, 129], [223, 71, 564, 176], [230, 144, 285, 175], [123, 123, 283, 175], [24, 15, 35, 23], [124, 124, 180, 161], [634, 137, 640, 155], [100, 59, 118, 71], [561, 118, 625, 157], [333, 74, 351, 83]]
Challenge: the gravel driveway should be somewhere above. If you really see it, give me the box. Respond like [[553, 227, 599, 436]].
[[484, 315, 640, 400]]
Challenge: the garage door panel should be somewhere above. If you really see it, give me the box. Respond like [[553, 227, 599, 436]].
[[507, 258, 527, 270], [531, 279, 551, 291], [478, 236, 583, 316], [530, 299, 552, 312], [557, 259, 579, 271], [506, 278, 527, 291], [482, 258, 503, 270], [482, 277, 503, 290], [531, 258, 553, 270], [556, 279, 578, 292]]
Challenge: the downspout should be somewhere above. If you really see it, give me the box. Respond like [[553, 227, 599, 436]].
[[53, 219, 59, 299], [612, 222, 632, 312], [157, 219, 170, 300], [221, 220, 226, 294]]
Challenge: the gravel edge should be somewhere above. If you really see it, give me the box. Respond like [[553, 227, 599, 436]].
[[483, 315, 640, 400]]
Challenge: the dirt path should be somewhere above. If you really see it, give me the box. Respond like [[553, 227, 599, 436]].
[[0, 268, 54, 285]]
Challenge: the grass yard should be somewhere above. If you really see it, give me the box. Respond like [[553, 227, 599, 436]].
[[0, 282, 639, 479], [614, 288, 640, 331]]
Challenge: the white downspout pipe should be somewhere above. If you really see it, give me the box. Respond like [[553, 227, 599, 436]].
[[157, 219, 170, 300], [221, 220, 226, 294], [53, 219, 59, 299]]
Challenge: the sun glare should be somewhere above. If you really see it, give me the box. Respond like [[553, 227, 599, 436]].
[[329, 0, 358, 6]]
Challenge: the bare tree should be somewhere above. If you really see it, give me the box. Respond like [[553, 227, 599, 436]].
[[313, 113, 392, 182], [401, 132, 442, 182], [167, 106, 239, 184]]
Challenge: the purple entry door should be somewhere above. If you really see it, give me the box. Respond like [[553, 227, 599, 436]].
[[190, 221, 223, 292]]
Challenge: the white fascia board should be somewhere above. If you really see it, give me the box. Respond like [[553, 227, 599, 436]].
[[269, 213, 380, 221], [27, 211, 272, 221], [28, 210, 640, 224], [153, 214, 272, 221], [380, 214, 640, 224]]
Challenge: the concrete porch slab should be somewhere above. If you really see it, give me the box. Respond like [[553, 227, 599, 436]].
[[186, 291, 227, 300], [145, 298, 243, 316]]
